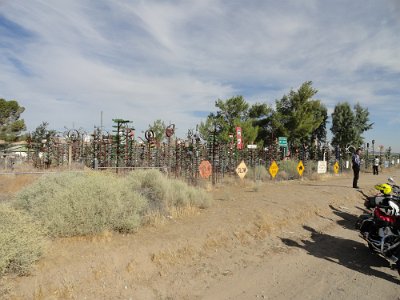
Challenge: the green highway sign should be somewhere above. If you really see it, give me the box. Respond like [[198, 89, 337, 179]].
[[278, 137, 287, 147]]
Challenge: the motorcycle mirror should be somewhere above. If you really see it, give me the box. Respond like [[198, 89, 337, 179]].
[[388, 177, 395, 184]]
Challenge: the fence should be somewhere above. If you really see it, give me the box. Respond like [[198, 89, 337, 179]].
[[1, 136, 399, 184]]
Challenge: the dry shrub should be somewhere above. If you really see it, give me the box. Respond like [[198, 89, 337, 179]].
[[277, 160, 299, 180], [127, 169, 170, 211], [13, 171, 147, 237], [126, 169, 212, 212], [0, 204, 47, 276], [13, 170, 211, 237], [247, 165, 270, 181]]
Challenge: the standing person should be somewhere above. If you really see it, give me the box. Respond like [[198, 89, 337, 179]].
[[373, 155, 379, 175], [352, 148, 362, 188]]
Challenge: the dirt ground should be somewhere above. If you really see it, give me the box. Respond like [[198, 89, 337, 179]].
[[2, 168, 400, 299]]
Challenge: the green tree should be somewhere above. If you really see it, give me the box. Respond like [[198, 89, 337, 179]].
[[198, 95, 264, 147], [238, 118, 258, 145], [249, 103, 274, 145], [199, 96, 253, 144], [330, 102, 373, 153], [148, 119, 167, 143], [29, 122, 56, 149], [28, 122, 57, 167], [0, 98, 26, 142], [353, 103, 373, 146], [311, 103, 328, 144], [272, 81, 327, 149], [330, 102, 357, 154]]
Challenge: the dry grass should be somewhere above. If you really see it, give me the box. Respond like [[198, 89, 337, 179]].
[[0, 174, 40, 203], [142, 206, 201, 227], [13, 170, 212, 237], [201, 231, 231, 252], [1, 169, 212, 279], [13, 171, 147, 237], [0, 204, 47, 276], [0, 281, 12, 299], [246, 165, 270, 181], [151, 244, 197, 268], [126, 169, 212, 211]]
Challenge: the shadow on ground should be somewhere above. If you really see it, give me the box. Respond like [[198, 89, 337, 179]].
[[316, 205, 369, 231], [280, 225, 400, 284], [328, 204, 369, 230]]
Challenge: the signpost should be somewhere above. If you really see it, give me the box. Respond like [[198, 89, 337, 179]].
[[297, 160, 304, 176], [269, 160, 279, 178], [333, 161, 339, 174], [236, 127, 243, 150], [199, 160, 212, 179], [278, 137, 287, 147], [247, 144, 257, 149], [317, 161, 327, 174], [236, 160, 248, 179], [278, 137, 288, 157]]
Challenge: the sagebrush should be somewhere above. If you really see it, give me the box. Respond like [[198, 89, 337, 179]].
[[0, 204, 47, 276], [13, 170, 211, 237]]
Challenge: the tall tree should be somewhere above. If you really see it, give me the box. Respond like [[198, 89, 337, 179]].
[[29, 122, 57, 146], [198, 96, 254, 144], [0, 98, 26, 142], [330, 102, 357, 154], [273, 81, 327, 149], [330, 102, 373, 153], [28, 122, 57, 167], [353, 103, 373, 146], [249, 103, 274, 145], [311, 103, 328, 144]]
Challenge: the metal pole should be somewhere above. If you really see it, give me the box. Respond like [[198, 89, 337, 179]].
[[212, 124, 216, 185]]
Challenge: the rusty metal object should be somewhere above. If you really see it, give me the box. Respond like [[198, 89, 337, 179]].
[[165, 124, 175, 138]]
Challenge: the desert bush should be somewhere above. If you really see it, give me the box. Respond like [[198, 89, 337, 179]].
[[246, 165, 270, 181], [277, 160, 299, 180], [167, 179, 212, 208], [13, 170, 211, 237], [13, 172, 147, 237], [126, 169, 170, 211], [0, 204, 47, 276], [126, 169, 212, 211]]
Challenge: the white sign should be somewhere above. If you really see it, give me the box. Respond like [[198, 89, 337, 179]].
[[317, 161, 327, 174], [247, 144, 257, 149]]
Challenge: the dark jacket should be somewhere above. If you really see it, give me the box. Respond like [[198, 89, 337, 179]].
[[352, 153, 361, 169]]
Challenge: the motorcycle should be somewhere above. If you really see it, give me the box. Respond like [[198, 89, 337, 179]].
[[364, 181, 400, 209], [388, 177, 400, 195], [356, 196, 400, 275]]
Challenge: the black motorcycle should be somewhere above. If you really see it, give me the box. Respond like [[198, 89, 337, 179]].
[[356, 200, 400, 275]]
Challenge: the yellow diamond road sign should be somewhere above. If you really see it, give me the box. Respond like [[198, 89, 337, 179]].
[[333, 161, 340, 174], [236, 160, 248, 179], [297, 160, 304, 176], [269, 160, 279, 178]]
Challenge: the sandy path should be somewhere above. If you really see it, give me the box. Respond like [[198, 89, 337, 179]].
[[3, 169, 400, 299]]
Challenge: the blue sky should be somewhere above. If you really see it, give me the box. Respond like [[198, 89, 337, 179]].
[[0, 0, 399, 152]]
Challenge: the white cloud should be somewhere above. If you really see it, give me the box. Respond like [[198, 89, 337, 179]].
[[0, 0, 399, 150]]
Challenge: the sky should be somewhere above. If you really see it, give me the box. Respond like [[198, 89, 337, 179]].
[[0, 0, 399, 152]]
